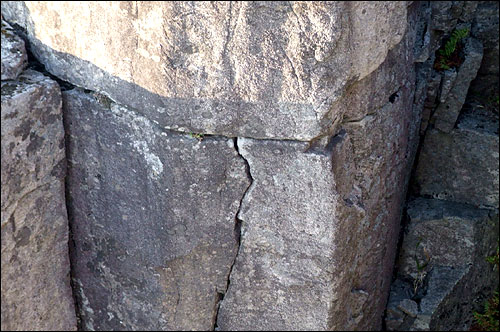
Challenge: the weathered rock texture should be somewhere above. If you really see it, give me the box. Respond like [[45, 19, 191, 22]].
[[469, 1, 499, 98], [386, 198, 499, 331], [1, 69, 77, 330], [0, 1, 408, 140], [0, 1, 441, 331], [63, 89, 250, 330], [386, 2, 500, 330], [415, 108, 499, 209], [1, 20, 27, 80], [219, 3, 424, 330], [217, 82, 419, 330], [432, 37, 483, 133]]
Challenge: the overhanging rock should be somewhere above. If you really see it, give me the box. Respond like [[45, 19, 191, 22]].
[[1, 1, 408, 140]]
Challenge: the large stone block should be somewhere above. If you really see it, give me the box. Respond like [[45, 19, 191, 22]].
[[217, 56, 420, 329], [415, 106, 499, 208], [386, 198, 499, 331], [1, 1, 408, 140], [1, 20, 28, 80], [63, 89, 250, 330], [1, 69, 76, 330]]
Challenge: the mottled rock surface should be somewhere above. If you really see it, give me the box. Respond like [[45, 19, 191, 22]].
[[1, 1, 408, 140], [1, 1, 429, 331], [1, 69, 76, 331], [1, 19, 27, 80], [386, 198, 499, 331], [415, 106, 499, 208], [63, 89, 250, 330]]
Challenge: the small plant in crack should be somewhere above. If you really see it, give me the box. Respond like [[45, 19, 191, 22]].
[[413, 238, 432, 295], [433, 27, 469, 71], [189, 132, 205, 141], [472, 243, 499, 331]]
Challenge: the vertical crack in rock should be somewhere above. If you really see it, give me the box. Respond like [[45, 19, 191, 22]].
[[212, 137, 253, 330], [61, 93, 83, 331]]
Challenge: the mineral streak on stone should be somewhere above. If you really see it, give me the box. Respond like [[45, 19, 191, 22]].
[[1, 1, 407, 140], [415, 106, 499, 209], [386, 198, 499, 331], [63, 89, 250, 330], [1, 19, 28, 80], [1, 69, 77, 330]]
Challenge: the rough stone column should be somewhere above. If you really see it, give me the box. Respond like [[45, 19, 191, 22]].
[[1, 22, 77, 329], [1, 1, 425, 330]]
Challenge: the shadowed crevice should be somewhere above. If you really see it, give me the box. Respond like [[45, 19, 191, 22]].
[[212, 137, 254, 331]]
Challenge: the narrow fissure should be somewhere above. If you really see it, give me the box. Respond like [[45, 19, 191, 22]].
[[59, 88, 83, 329], [13, 22, 84, 329], [212, 137, 254, 330]]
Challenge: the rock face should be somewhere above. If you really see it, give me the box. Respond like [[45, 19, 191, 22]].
[[63, 89, 250, 330], [1, 1, 434, 331], [386, 3, 500, 330], [415, 107, 499, 209], [1, 69, 77, 330], [432, 37, 483, 133], [1, 20, 27, 80], [386, 198, 499, 331], [0, 1, 408, 140], [218, 87, 420, 330], [469, 1, 499, 98]]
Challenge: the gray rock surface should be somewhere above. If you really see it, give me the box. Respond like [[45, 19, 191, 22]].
[[217, 12, 421, 325], [386, 198, 499, 331], [438, 69, 457, 103], [63, 89, 250, 330], [432, 37, 483, 133], [470, 1, 499, 98], [415, 108, 499, 208], [0, 1, 431, 330], [216, 136, 345, 331], [1, 69, 77, 331], [1, 19, 27, 80], [1, 1, 408, 140]]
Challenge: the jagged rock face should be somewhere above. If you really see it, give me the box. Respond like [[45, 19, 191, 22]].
[[386, 198, 499, 331], [63, 89, 250, 330], [470, 1, 499, 98], [1, 70, 77, 331], [415, 107, 499, 209], [1, 20, 27, 80], [0, 1, 408, 140], [1, 1, 428, 330], [431, 37, 483, 133]]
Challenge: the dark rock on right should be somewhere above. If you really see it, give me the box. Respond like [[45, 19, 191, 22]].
[[414, 107, 499, 209], [386, 1, 500, 331], [386, 198, 499, 331]]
